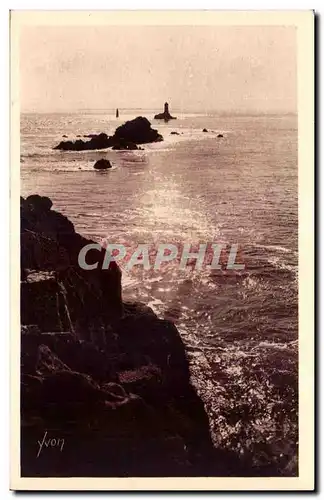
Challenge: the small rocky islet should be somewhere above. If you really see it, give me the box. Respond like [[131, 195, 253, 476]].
[[93, 159, 112, 170]]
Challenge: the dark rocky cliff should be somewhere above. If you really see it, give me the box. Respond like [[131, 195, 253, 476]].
[[20, 195, 246, 477]]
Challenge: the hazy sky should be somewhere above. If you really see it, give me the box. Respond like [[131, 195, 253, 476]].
[[20, 25, 296, 113]]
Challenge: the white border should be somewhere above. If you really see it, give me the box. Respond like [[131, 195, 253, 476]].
[[8, 8, 315, 493]]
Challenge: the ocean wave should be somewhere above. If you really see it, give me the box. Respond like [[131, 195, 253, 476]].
[[267, 256, 298, 278], [51, 164, 118, 172], [21, 152, 48, 159], [255, 243, 297, 255], [256, 339, 298, 351]]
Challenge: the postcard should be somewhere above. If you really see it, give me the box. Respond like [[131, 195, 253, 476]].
[[10, 10, 314, 491]]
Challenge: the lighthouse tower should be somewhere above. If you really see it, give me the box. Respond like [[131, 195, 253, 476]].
[[154, 101, 177, 121]]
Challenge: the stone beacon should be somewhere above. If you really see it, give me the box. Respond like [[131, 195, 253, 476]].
[[154, 102, 177, 121]]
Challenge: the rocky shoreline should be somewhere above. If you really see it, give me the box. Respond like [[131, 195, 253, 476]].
[[20, 194, 252, 477]]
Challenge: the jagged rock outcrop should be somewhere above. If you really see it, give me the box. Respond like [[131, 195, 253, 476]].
[[21, 194, 123, 329], [113, 116, 163, 145], [53, 117, 163, 151], [20, 195, 247, 477], [154, 102, 177, 121]]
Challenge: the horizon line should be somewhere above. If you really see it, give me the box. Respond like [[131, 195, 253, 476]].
[[20, 108, 298, 115]]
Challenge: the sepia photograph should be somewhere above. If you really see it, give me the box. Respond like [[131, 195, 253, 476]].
[[10, 10, 314, 491]]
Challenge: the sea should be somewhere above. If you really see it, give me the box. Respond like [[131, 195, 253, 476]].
[[20, 109, 298, 475]]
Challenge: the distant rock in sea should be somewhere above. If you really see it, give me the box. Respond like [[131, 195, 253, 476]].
[[54, 117, 163, 151], [93, 159, 112, 170], [202, 128, 208, 132], [154, 102, 177, 121], [170, 131, 180, 135], [217, 133, 224, 138]]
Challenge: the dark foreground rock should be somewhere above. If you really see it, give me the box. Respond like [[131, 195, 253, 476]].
[[20, 195, 251, 477], [54, 117, 163, 151], [154, 102, 177, 121], [93, 159, 112, 170]]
